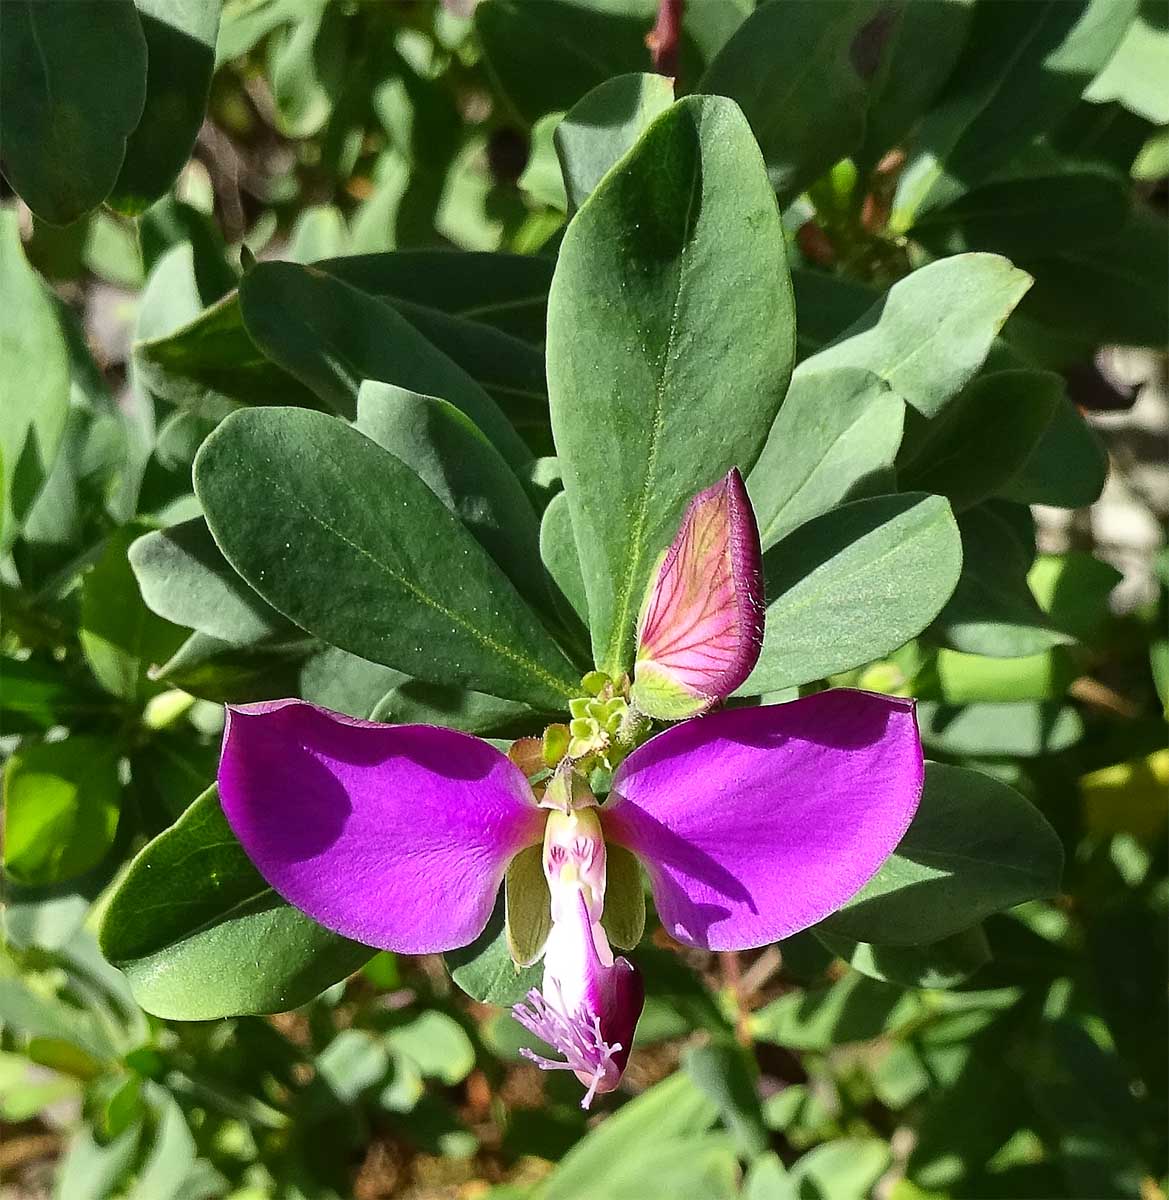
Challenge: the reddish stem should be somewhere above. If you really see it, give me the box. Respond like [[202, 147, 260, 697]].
[[647, 0, 684, 80]]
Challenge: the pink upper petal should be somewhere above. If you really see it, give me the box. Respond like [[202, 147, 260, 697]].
[[632, 468, 764, 717], [218, 700, 543, 953], [601, 690, 923, 951]]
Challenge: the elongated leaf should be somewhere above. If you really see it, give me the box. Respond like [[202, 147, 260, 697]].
[[822, 762, 1065, 945], [807, 253, 1032, 419], [555, 73, 675, 212], [741, 494, 962, 695], [548, 96, 794, 674], [894, 0, 1139, 223], [899, 370, 1063, 510], [1086, 1, 1169, 123], [0, 213, 71, 552], [238, 260, 531, 470], [100, 786, 373, 1019], [354, 382, 545, 613], [932, 502, 1072, 657], [0, 1, 147, 224], [540, 490, 589, 629], [194, 408, 578, 709], [129, 519, 291, 645], [748, 367, 904, 549], [700, 0, 878, 199], [859, 0, 975, 167], [107, 0, 220, 214]]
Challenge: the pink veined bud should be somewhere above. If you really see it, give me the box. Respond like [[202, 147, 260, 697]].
[[630, 467, 765, 721], [512, 885, 644, 1108]]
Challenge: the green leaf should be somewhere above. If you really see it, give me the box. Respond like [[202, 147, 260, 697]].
[[815, 925, 992, 989], [893, 0, 1139, 223], [99, 786, 373, 1019], [55, 1124, 141, 1200], [751, 971, 921, 1051], [446, 894, 543, 1006], [806, 253, 1032, 419], [107, 0, 220, 215], [3, 737, 121, 887], [917, 699, 1084, 758], [125, 1090, 197, 1200], [386, 1012, 476, 1087], [858, 0, 975, 168], [0, 212, 71, 552], [238, 260, 532, 471], [1028, 551, 1122, 642], [822, 762, 1065, 945], [370, 681, 534, 734], [899, 370, 1063, 511], [699, 0, 877, 200], [932, 502, 1073, 658], [285, 203, 349, 263], [81, 524, 189, 701], [555, 73, 675, 212], [743, 1153, 797, 1200], [912, 163, 1130, 259], [354, 382, 545, 613], [129, 519, 292, 645], [1085, 0, 1169, 122], [194, 408, 578, 709], [684, 1041, 768, 1159], [0, 656, 112, 733], [476, 0, 655, 126], [299, 645, 407, 720], [924, 647, 1078, 704], [996, 392, 1107, 508], [741, 494, 962, 695], [1013, 209, 1169, 349], [748, 366, 905, 549], [540, 490, 589, 630], [540, 1071, 723, 1200], [0, 0, 147, 224], [547, 95, 794, 674], [789, 1138, 892, 1200]]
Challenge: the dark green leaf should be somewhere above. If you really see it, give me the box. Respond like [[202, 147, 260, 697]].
[[548, 95, 794, 674], [99, 786, 373, 1019], [129, 519, 292, 645], [446, 895, 542, 1006], [823, 762, 1065, 945], [684, 1041, 768, 1159], [899, 370, 1063, 510], [699, 0, 877, 200], [0, 0, 147, 224], [194, 408, 578, 708], [996, 392, 1108, 508], [742, 494, 962, 695], [107, 0, 220, 215], [238, 260, 531, 470], [894, 0, 1138, 222]]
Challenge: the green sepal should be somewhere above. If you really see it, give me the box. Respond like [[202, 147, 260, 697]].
[[505, 844, 552, 968], [630, 665, 708, 722], [600, 844, 646, 951]]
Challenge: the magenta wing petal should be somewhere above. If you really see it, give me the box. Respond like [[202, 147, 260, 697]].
[[218, 700, 543, 953], [631, 468, 764, 720], [601, 690, 923, 951]]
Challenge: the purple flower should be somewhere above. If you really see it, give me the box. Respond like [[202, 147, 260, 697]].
[[218, 690, 921, 1105], [215, 474, 924, 1106]]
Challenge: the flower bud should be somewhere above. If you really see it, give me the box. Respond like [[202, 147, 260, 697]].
[[631, 468, 764, 720]]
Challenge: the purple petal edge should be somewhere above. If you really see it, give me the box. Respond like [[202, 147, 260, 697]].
[[218, 699, 542, 953], [601, 690, 923, 951]]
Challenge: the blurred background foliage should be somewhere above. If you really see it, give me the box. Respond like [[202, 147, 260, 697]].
[[1, 1, 1166, 1198]]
